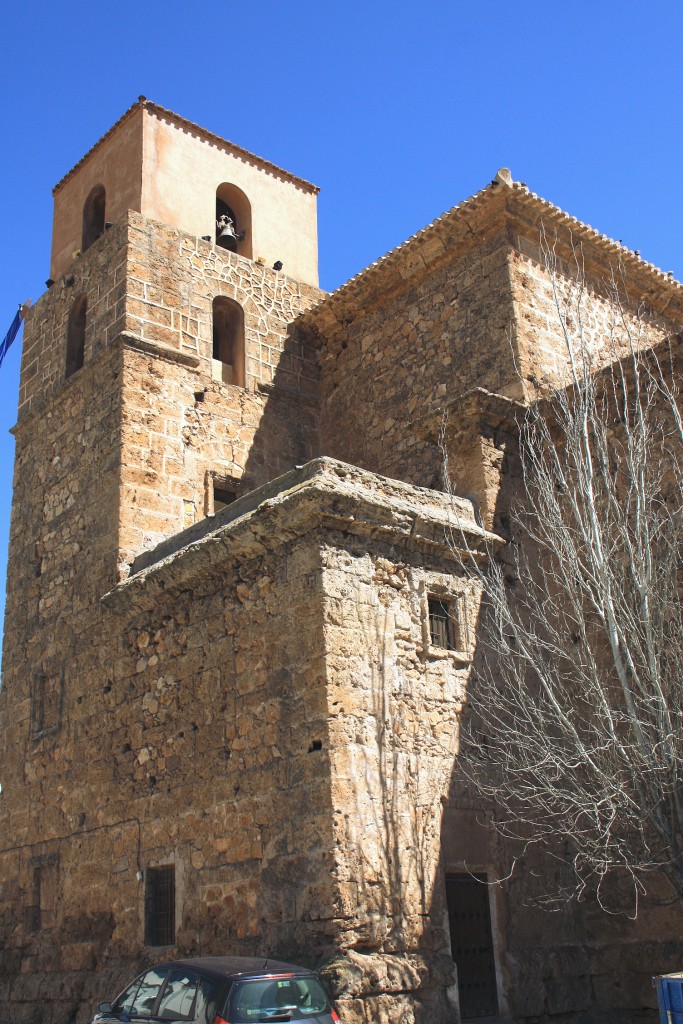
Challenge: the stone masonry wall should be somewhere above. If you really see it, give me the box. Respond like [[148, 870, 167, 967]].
[[314, 228, 516, 492], [122, 211, 321, 391], [304, 200, 683, 1023], [321, 539, 480, 1024], [311, 203, 683, 529], [0, 343, 124, 1004], [507, 218, 683, 401], [1, 204, 324, 870], [118, 211, 321, 567], [0, 342, 123, 838], [117, 344, 319, 572], [442, 788, 683, 1022], [6, 175, 683, 1024], [0, 523, 337, 1024], [17, 212, 323, 573], [0, 456, 488, 1024], [18, 221, 128, 417], [1, 209, 326, 1020], [439, 381, 683, 1024]]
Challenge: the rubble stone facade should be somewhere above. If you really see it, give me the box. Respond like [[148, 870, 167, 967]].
[[1, 100, 682, 1024]]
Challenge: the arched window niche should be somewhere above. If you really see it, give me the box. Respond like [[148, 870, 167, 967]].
[[215, 183, 252, 259], [65, 295, 87, 379], [81, 184, 106, 253], [212, 297, 245, 387]]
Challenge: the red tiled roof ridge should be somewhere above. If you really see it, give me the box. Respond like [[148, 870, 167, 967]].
[[53, 97, 320, 195], [303, 177, 681, 325]]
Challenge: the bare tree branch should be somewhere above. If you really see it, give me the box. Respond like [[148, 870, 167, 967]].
[[444, 240, 683, 914]]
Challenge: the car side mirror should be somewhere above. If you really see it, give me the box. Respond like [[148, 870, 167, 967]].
[[97, 1003, 113, 1013]]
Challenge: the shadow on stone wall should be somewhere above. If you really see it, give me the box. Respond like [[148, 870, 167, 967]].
[[240, 319, 321, 492], [433, 402, 683, 1024]]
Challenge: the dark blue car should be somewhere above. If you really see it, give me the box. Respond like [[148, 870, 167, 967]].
[[93, 956, 341, 1024]]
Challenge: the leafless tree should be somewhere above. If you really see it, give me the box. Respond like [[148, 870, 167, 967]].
[[445, 241, 683, 914]]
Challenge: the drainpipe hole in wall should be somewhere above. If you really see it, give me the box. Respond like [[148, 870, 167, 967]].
[[308, 739, 323, 753]]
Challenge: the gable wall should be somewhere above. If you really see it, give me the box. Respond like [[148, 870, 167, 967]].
[[315, 229, 518, 490]]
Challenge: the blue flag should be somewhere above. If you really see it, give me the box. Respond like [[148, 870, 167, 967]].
[[0, 308, 24, 370]]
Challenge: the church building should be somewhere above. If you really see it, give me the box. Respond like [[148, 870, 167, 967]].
[[1, 99, 681, 1024]]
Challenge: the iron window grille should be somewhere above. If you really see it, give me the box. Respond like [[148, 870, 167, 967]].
[[428, 597, 456, 650], [144, 865, 175, 946]]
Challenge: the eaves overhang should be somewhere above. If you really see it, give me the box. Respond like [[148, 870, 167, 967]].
[[53, 97, 320, 196], [299, 176, 683, 339]]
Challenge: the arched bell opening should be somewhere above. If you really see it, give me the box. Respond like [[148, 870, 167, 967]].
[[65, 295, 87, 379], [81, 184, 106, 253], [215, 184, 252, 259], [212, 296, 245, 387]]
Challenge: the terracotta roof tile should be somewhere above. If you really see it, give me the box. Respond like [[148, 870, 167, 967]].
[[53, 97, 319, 195], [302, 177, 681, 327]]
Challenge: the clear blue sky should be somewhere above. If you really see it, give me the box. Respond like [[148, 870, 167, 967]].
[[1, 0, 682, 654]]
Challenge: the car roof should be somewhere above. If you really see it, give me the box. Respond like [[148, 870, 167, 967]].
[[156, 956, 318, 982]]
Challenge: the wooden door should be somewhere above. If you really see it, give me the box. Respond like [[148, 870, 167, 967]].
[[446, 873, 499, 1019]]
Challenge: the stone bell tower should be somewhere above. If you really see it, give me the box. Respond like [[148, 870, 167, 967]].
[[0, 100, 323, 1004], [10, 96, 323, 579]]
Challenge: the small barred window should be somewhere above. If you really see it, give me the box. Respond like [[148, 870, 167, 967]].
[[206, 472, 240, 516], [428, 597, 455, 650], [213, 486, 237, 513], [144, 865, 175, 946]]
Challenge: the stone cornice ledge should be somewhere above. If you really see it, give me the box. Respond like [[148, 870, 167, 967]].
[[120, 332, 201, 367], [413, 387, 526, 443], [102, 458, 501, 616]]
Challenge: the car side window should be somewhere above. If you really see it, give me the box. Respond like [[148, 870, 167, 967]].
[[157, 970, 200, 1020], [193, 978, 217, 1024], [113, 978, 144, 1016], [116, 968, 168, 1017]]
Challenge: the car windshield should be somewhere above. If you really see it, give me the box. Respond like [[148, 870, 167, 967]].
[[229, 977, 330, 1021]]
